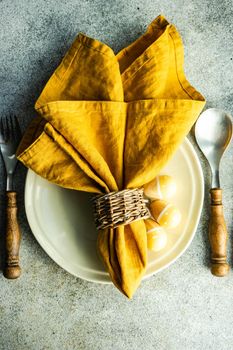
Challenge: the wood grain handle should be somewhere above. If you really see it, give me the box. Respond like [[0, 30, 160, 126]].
[[209, 188, 229, 277], [3, 191, 21, 279]]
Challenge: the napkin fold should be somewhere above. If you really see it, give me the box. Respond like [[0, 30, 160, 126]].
[[17, 15, 205, 298]]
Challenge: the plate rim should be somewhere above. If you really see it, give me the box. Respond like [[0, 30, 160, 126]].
[[24, 137, 204, 284]]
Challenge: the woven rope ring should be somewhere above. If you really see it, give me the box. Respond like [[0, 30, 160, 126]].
[[92, 188, 150, 230]]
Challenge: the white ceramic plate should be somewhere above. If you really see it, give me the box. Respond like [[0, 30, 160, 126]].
[[25, 138, 204, 283]]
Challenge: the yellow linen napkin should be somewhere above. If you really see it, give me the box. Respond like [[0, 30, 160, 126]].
[[17, 15, 205, 298]]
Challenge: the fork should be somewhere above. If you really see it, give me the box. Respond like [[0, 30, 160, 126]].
[[0, 116, 21, 279]]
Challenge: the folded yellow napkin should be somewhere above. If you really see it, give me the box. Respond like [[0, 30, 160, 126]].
[[17, 15, 205, 298]]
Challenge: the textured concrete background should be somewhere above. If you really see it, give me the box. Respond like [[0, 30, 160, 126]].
[[0, 1, 233, 349]]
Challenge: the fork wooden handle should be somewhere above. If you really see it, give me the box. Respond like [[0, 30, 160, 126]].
[[209, 188, 229, 277], [3, 191, 21, 279]]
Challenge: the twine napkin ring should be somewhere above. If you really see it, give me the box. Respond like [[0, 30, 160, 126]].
[[92, 188, 150, 230]]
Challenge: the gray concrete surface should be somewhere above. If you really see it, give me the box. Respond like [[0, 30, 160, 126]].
[[0, 1, 233, 349]]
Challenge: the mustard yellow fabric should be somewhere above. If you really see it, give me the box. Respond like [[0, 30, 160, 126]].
[[17, 15, 205, 298]]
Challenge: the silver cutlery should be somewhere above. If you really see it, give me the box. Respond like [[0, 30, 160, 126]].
[[195, 108, 232, 276], [0, 115, 22, 279]]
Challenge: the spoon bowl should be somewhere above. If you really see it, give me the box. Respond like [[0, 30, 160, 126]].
[[195, 108, 232, 187]]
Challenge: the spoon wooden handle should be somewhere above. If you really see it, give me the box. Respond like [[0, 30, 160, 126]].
[[209, 188, 229, 277], [3, 191, 21, 279]]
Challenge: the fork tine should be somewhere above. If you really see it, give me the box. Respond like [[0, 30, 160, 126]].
[[1, 117, 9, 141], [9, 115, 16, 141], [0, 117, 3, 134], [9, 115, 14, 132], [12, 115, 22, 141], [0, 118, 4, 142], [0, 115, 21, 143], [6, 117, 12, 141]]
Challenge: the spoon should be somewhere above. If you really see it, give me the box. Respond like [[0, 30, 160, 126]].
[[195, 108, 232, 277]]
